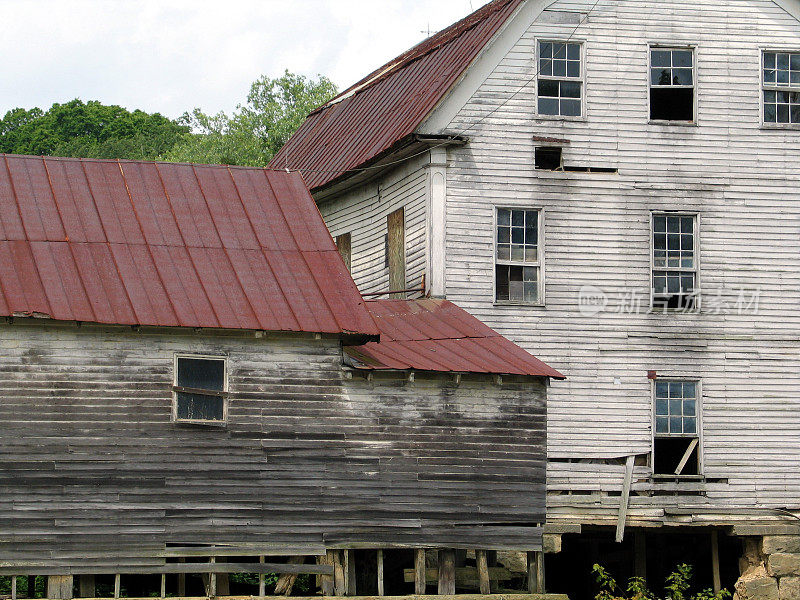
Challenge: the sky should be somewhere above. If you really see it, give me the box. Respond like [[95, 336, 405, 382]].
[[0, 0, 493, 120]]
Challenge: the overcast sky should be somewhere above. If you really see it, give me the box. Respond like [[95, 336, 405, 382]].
[[0, 0, 493, 120]]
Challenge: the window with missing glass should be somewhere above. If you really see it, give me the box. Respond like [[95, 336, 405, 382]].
[[174, 355, 227, 423], [495, 208, 542, 304], [654, 380, 700, 475], [537, 41, 583, 117], [652, 214, 697, 310], [650, 47, 695, 122], [762, 51, 800, 125]]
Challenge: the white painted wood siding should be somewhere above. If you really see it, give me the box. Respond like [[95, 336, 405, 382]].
[[440, 0, 800, 516], [318, 155, 430, 296]]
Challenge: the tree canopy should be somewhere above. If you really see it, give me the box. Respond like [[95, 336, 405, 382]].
[[0, 99, 189, 160], [163, 70, 338, 167]]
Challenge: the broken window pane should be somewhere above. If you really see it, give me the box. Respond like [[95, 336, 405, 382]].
[[650, 48, 694, 121], [538, 40, 582, 117], [176, 356, 226, 422]]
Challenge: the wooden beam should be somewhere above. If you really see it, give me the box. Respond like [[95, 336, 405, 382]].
[[332, 550, 346, 596], [711, 531, 721, 594], [475, 551, 490, 595], [208, 557, 217, 599], [527, 552, 544, 594], [275, 556, 306, 595], [321, 552, 335, 596], [345, 550, 356, 596], [377, 550, 384, 597], [402, 567, 513, 585], [159, 575, 165, 599], [47, 575, 73, 600], [0, 563, 332, 576], [11, 576, 16, 600], [258, 556, 265, 598], [675, 439, 699, 475], [616, 455, 636, 543], [438, 550, 456, 595], [414, 549, 426, 595], [113, 575, 120, 600]]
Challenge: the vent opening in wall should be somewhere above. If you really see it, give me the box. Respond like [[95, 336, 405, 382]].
[[535, 146, 562, 170]]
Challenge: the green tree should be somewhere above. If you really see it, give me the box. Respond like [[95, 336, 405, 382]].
[[592, 564, 731, 600], [0, 99, 189, 160], [163, 70, 337, 167]]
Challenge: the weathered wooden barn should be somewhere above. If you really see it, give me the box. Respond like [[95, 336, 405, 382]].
[[272, 0, 800, 598], [0, 154, 564, 599]]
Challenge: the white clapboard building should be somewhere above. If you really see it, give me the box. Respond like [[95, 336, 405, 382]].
[[272, 1, 800, 597]]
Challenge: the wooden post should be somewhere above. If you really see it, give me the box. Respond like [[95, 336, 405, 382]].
[[259, 556, 266, 597], [711, 530, 721, 594], [616, 455, 636, 543], [160, 575, 166, 599], [113, 575, 120, 600], [438, 549, 456, 595], [79, 575, 95, 598], [377, 550, 385, 597], [344, 550, 356, 596], [476, 550, 491, 595], [47, 576, 74, 600], [332, 550, 347, 596], [11, 576, 16, 600], [209, 557, 217, 598], [275, 556, 305, 595], [178, 558, 186, 597], [414, 549, 427, 595], [634, 531, 647, 580], [321, 552, 335, 596], [527, 551, 545, 593]]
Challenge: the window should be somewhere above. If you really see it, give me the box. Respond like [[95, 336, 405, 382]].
[[535, 146, 563, 170], [174, 355, 227, 422], [652, 214, 697, 310], [762, 51, 800, 125], [336, 232, 351, 272], [650, 47, 695, 122], [653, 380, 700, 475], [496, 208, 542, 304], [538, 41, 583, 117], [386, 208, 405, 297]]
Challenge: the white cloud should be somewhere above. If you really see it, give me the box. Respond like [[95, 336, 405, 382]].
[[0, 0, 492, 119]]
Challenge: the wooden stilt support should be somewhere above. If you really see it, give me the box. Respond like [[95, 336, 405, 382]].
[[344, 550, 356, 596], [177, 558, 186, 598], [259, 556, 266, 598], [47, 575, 74, 600], [634, 531, 647, 580], [437, 550, 456, 595], [275, 556, 305, 595], [527, 552, 544, 594], [113, 575, 120, 600], [414, 549, 427, 595], [321, 552, 335, 596], [616, 455, 635, 543], [476, 550, 491, 595], [377, 550, 385, 597], [332, 550, 347, 596], [79, 575, 95, 599], [11, 576, 16, 600], [208, 557, 217, 598], [160, 574, 166, 599], [711, 530, 721, 594]]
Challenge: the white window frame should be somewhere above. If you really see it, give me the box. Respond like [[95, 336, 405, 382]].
[[173, 353, 229, 424], [493, 207, 545, 306], [651, 378, 703, 476], [760, 47, 800, 129], [649, 211, 700, 312], [535, 38, 586, 120], [647, 44, 698, 125]]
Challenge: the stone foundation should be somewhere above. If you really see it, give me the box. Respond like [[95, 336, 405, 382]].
[[735, 536, 800, 600]]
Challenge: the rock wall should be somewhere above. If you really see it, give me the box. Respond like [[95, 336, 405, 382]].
[[735, 536, 800, 600]]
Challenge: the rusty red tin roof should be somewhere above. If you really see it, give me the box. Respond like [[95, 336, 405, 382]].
[[269, 0, 524, 192], [0, 154, 378, 337], [346, 298, 564, 378]]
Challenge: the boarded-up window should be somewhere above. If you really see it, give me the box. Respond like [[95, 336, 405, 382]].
[[336, 232, 352, 272], [653, 380, 700, 475], [174, 356, 227, 422], [387, 208, 405, 297]]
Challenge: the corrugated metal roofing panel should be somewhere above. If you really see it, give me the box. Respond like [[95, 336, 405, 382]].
[[347, 299, 565, 378], [0, 154, 378, 337], [269, 0, 524, 191]]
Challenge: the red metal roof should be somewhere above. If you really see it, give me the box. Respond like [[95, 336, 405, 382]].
[[269, 0, 524, 191], [0, 154, 379, 337], [346, 298, 564, 378]]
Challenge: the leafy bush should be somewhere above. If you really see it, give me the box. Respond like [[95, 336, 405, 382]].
[[592, 563, 731, 600]]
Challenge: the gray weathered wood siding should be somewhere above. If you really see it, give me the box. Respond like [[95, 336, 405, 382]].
[[318, 155, 429, 295], [440, 0, 800, 519], [0, 321, 546, 568]]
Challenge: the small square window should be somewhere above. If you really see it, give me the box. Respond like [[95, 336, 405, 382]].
[[174, 356, 227, 422]]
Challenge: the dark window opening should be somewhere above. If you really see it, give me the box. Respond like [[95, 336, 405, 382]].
[[535, 146, 562, 170], [650, 88, 694, 121], [175, 356, 226, 422], [654, 437, 699, 475], [562, 165, 618, 173]]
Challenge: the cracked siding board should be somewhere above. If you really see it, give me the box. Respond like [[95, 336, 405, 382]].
[[0, 321, 547, 567], [318, 155, 430, 296], [439, 0, 800, 511]]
